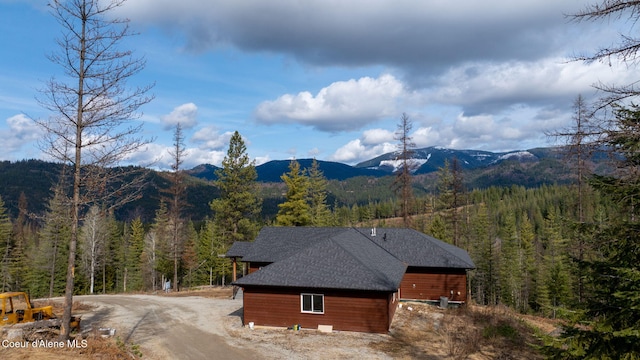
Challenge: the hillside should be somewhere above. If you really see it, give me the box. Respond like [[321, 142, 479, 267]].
[[0, 146, 598, 221]]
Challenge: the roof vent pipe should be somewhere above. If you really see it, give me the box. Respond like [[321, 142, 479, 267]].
[[371, 227, 376, 237]]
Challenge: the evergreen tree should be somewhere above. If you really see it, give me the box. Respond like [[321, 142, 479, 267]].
[[124, 218, 145, 292], [147, 201, 171, 290], [498, 213, 520, 308], [276, 160, 312, 226], [101, 214, 121, 293], [31, 185, 71, 298], [210, 131, 262, 243], [197, 219, 232, 286], [0, 196, 13, 292], [8, 193, 30, 292], [547, 105, 640, 358], [307, 159, 332, 226], [519, 213, 536, 313], [181, 222, 198, 289], [542, 209, 572, 318], [469, 203, 497, 305]]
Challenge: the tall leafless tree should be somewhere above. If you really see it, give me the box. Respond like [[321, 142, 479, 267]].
[[35, 0, 153, 339], [392, 113, 417, 227], [167, 123, 187, 292], [570, 2, 640, 124]]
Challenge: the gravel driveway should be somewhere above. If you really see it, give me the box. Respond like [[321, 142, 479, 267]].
[[76, 294, 257, 360]]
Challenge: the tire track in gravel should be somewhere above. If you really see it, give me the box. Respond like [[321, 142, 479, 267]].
[[75, 294, 256, 360]]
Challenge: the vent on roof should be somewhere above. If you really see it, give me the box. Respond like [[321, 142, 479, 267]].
[[371, 227, 376, 237]]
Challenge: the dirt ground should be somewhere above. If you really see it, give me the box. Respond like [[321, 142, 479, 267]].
[[1, 288, 548, 359]]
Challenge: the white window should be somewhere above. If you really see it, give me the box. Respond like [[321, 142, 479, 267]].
[[301, 293, 324, 314]]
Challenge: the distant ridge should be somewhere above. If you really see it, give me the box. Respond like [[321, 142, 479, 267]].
[[355, 146, 559, 174], [185, 147, 566, 183]]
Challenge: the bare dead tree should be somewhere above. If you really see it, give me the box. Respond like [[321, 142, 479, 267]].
[[35, 0, 153, 340], [167, 123, 187, 292], [392, 113, 418, 227], [570, 1, 640, 112]]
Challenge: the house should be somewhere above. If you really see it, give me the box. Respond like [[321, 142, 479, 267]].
[[230, 227, 475, 333]]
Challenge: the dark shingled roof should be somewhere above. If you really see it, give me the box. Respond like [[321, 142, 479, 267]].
[[233, 229, 406, 291], [237, 227, 475, 269], [353, 228, 475, 269], [225, 241, 253, 258], [240, 227, 350, 263], [229, 227, 475, 291]]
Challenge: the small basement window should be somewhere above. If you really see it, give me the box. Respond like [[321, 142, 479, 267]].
[[301, 293, 324, 314]]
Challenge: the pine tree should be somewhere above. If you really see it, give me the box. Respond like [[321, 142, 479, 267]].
[[470, 203, 497, 305], [31, 185, 71, 298], [148, 202, 171, 290], [210, 131, 262, 244], [0, 196, 13, 292], [519, 213, 536, 313], [181, 222, 198, 289], [197, 220, 232, 285], [542, 209, 572, 318], [276, 160, 312, 226], [9, 192, 30, 291], [498, 213, 520, 308], [307, 159, 332, 226], [547, 104, 640, 358], [124, 218, 145, 292]]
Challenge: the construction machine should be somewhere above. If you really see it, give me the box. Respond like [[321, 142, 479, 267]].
[[0, 292, 54, 326]]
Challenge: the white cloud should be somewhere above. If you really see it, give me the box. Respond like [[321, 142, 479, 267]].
[[254, 74, 406, 132], [160, 103, 198, 130], [183, 148, 226, 168], [361, 128, 395, 145], [125, 142, 227, 169], [1, 114, 43, 160], [330, 138, 396, 164], [428, 58, 630, 114], [191, 126, 234, 151], [7, 114, 41, 141], [254, 155, 271, 166]]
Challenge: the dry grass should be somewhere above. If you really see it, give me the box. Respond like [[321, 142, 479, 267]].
[[161, 285, 233, 299], [372, 303, 545, 360], [0, 333, 139, 359]]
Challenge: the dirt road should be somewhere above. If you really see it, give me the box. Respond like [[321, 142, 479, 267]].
[[76, 294, 257, 360]]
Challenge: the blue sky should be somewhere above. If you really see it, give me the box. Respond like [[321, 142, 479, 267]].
[[0, 0, 636, 169]]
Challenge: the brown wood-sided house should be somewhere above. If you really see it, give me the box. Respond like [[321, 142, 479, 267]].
[[229, 227, 475, 334]]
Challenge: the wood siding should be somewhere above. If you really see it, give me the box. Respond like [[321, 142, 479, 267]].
[[400, 267, 467, 302], [242, 286, 394, 333]]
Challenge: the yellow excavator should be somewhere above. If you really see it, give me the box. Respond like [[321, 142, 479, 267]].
[[0, 292, 54, 326]]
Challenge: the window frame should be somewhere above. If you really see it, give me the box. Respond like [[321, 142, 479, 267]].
[[300, 293, 324, 314]]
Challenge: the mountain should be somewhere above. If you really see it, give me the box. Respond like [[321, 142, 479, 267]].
[[256, 159, 387, 182], [185, 159, 387, 183], [0, 146, 604, 222], [355, 146, 557, 174]]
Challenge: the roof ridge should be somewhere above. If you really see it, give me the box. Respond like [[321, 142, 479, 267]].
[[352, 227, 404, 262], [339, 228, 404, 287]]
